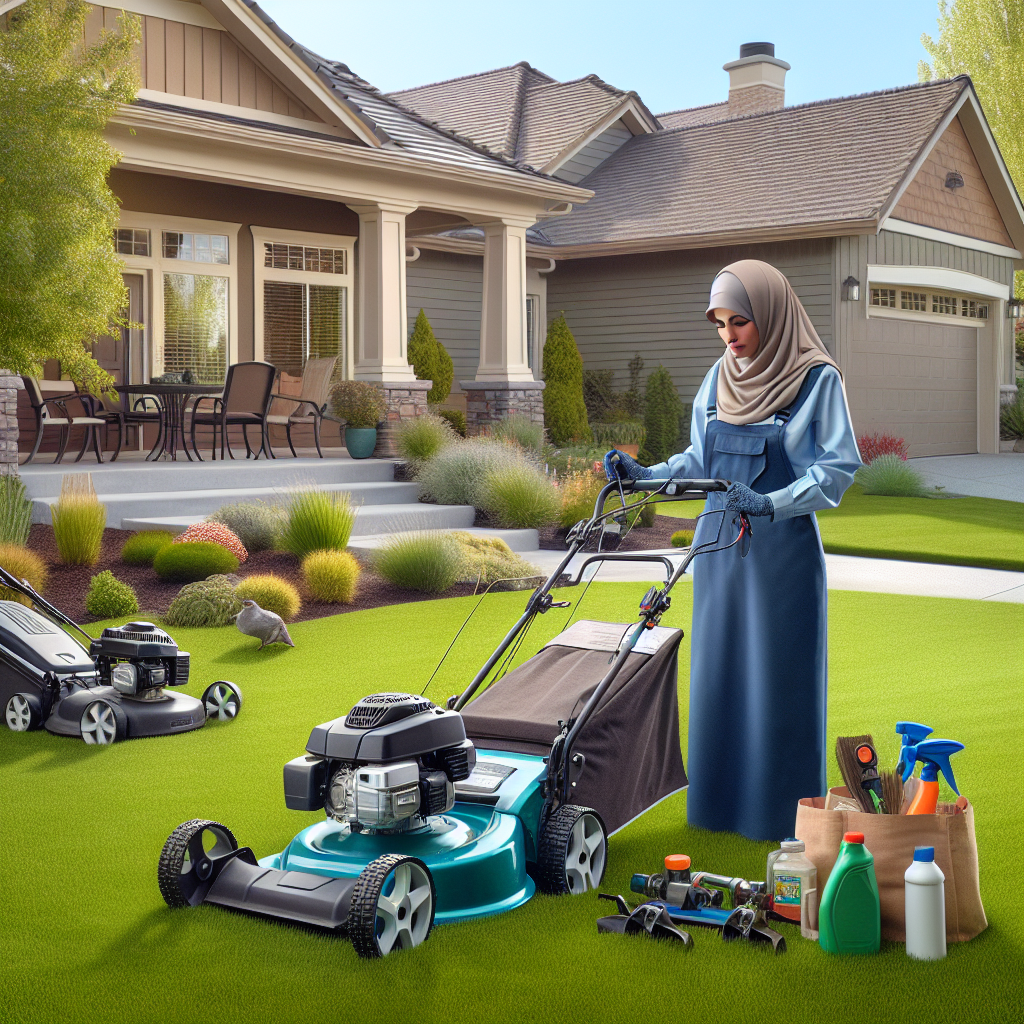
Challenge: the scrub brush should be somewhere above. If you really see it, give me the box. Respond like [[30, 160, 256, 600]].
[[880, 769, 904, 816], [835, 734, 877, 812]]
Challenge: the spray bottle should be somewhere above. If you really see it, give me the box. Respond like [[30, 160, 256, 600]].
[[900, 739, 964, 815], [895, 722, 933, 775]]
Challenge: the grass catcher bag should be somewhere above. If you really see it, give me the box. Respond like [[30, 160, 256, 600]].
[[795, 788, 986, 942]]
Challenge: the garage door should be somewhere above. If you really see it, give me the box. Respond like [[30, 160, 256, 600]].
[[846, 317, 977, 457]]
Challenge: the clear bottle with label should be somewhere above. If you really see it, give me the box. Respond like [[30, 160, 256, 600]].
[[772, 839, 818, 940]]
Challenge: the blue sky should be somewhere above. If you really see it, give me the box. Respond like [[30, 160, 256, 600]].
[[258, 0, 944, 114]]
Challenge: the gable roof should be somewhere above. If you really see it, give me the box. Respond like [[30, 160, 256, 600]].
[[657, 102, 729, 130], [541, 78, 1005, 252]]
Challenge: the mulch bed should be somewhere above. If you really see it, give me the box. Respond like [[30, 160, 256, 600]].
[[28, 524, 478, 626]]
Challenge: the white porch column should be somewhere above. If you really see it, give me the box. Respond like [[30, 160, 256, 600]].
[[476, 218, 534, 382], [349, 202, 417, 382]]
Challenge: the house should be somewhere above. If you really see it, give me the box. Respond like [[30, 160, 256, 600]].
[[393, 44, 1024, 456]]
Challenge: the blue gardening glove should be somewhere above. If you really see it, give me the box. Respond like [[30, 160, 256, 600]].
[[603, 449, 652, 482], [725, 481, 774, 518]]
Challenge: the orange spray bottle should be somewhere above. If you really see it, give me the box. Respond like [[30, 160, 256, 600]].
[[901, 739, 964, 814]]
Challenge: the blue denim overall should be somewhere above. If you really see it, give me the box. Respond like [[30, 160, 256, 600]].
[[687, 364, 827, 841]]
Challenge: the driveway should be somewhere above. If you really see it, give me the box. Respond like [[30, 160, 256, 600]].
[[909, 453, 1024, 502]]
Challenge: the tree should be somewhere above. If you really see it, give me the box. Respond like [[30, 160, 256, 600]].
[[638, 365, 683, 465], [542, 313, 590, 446], [407, 309, 452, 404], [919, 0, 1023, 296], [0, 0, 140, 393]]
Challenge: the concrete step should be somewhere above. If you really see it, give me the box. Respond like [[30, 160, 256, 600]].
[[348, 526, 540, 552], [31, 480, 422, 527]]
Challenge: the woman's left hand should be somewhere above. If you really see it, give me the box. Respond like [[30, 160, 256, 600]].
[[725, 481, 774, 518]]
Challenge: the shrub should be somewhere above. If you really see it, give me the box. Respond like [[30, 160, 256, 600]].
[[492, 413, 545, 453], [0, 475, 32, 546], [281, 490, 356, 558], [121, 530, 173, 566], [671, 529, 694, 548], [407, 309, 453, 405], [85, 571, 138, 618], [638, 366, 683, 466], [590, 421, 646, 448], [437, 408, 467, 437], [542, 313, 591, 446], [395, 413, 457, 466], [0, 543, 47, 604], [856, 454, 928, 497], [165, 575, 242, 628], [302, 549, 361, 604], [450, 532, 542, 587], [209, 501, 285, 552], [153, 541, 240, 582], [583, 368, 616, 423], [416, 438, 522, 507], [236, 574, 301, 621], [557, 470, 605, 528], [175, 521, 248, 562], [999, 385, 1024, 440], [371, 532, 463, 594], [479, 462, 561, 529], [329, 380, 387, 428], [857, 433, 909, 463], [545, 445, 606, 478], [51, 474, 106, 566]]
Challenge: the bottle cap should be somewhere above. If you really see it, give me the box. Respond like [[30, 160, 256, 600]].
[[781, 840, 805, 851], [913, 846, 935, 862], [664, 854, 691, 871], [843, 831, 865, 844]]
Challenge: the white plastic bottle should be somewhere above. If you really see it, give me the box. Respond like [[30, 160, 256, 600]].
[[772, 839, 818, 940], [905, 845, 946, 960]]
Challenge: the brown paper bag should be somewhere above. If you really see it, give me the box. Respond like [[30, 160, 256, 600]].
[[794, 787, 986, 942]]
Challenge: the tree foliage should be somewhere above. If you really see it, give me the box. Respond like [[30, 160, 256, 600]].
[[0, 0, 140, 392], [407, 308, 453, 404], [542, 313, 590, 446], [638, 365, 683, 465], [919, 0, 1023, 296]]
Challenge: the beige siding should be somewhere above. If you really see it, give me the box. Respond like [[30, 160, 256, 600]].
[[546, 239, 834, 402], [555, 120, 633, 183]]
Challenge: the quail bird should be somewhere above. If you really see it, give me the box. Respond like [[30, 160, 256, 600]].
[[234, 599, 294, 649]]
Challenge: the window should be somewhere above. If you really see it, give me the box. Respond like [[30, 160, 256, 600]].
[[870, 288, 896, 308], [526, 295, 539, 370], [114, 228, 149, 256], [900, 291, 927, 312], [264, 243, 347, 275], [263, 282, 346, 377], [162, 232, 229, 264], [163, 273, 228, 383], [961, 299, 989, 319], [932, 294, 958, 316]]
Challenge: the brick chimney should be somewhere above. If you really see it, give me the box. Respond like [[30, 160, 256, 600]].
[[723, 42, 790, 117]]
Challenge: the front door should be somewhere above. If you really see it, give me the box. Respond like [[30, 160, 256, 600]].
[[91, 273, 144, 384]]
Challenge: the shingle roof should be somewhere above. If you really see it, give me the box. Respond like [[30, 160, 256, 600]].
[[657, 102, 729, 129], [541, 78, 969, 247]]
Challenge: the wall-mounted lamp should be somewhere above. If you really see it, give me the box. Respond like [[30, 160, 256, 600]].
[[842, 276, 860, 302], [944, 170, 965, 190], [1008, 298, 1023, 319]]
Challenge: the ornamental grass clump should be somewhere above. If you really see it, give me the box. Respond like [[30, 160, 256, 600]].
[[236, 574, 301, 621], [371, 532, 463, 594], [302, 549, 361, 604], [209, 501, 285, 553], [175, 521, 248, 562], [0, 543, 47, 604], [557, 470, 605, 528], [0, 476, 32, 546], [450, 532, 542, 588], [479, 462, 561, 529], [416, 437, 521, 507], [153, 541, 239, 582], [51, 474, 106, 566], [164, 575, 242, 628], [491, 413, 545, 453], [394, 412, 457, 467], [856, 454, 929, 497], [671, 529, 695, 548], [85, 571, 138, 619], [999, 384, 1024, 440], [281, 489, 356, 558], [120, 530, 173, 566]]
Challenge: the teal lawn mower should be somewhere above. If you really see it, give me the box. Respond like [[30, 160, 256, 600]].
[[157, 477, 751, 957]]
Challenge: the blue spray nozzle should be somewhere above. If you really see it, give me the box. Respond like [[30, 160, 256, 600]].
[[900, 738, 964, 795], [895, 721, 933, 773]]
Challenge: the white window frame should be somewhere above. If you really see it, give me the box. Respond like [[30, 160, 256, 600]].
[[252, 226, 356, 380], [115, 212, 241, 380], [866, 264, 1006, 327]]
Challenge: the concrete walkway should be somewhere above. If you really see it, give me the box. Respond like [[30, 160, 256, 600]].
[[909, 453, 1024, 502], [526, 547, 1024, 603]]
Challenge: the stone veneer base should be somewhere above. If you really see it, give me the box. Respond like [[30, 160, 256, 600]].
[[371, 379, 433, 457], [459, 379, 545, 436], [0, 373, 21, 475]]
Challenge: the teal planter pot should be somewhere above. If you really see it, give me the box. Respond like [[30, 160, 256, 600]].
[[344, 427, 377, 459]]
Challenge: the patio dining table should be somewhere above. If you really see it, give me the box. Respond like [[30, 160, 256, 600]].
[[116, 383, 222, 461]]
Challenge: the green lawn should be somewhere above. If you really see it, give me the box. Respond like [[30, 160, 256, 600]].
[[1, 586, 1021, 1024], [657, 486, 1023, 570]]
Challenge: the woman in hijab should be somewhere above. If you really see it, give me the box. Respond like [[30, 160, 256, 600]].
[[603, 259, 861, 841]]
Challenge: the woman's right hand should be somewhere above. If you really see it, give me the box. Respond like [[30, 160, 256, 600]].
[[603, 449, 652, 482]]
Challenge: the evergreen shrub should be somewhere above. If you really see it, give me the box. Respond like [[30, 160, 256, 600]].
[[407, 309, 453, 404], [165, 575, 241, 628], [437, 408, 467, 437], [236, 574, 301, 621], [542, 314, 590, 446], [121, 530, 173, 566], [0, 543, 47, 603], [153, 542, 239, 582], [85, 571, 138, 618], [302, 549, 361, 604], [638, 366, 683, 465]]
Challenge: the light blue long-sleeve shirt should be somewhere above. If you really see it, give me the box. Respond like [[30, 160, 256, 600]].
[[647, 360, 863, 520]]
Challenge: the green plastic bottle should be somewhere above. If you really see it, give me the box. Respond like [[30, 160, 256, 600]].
[[818, 831, 881, 954]]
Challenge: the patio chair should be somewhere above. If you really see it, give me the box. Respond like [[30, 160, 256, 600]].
[[189, 362, 276, 461], [90, 392, 164, 461], [266, 356, 338, 458], [20, 376, 106, 465]]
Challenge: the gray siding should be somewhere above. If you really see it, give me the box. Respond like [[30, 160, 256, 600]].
[[546, 239, 834, 402], [406, 250, 482, 387], [555, 120, 633, 184]]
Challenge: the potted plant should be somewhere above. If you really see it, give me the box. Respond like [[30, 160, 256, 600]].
[[330, 381, 387, 459]]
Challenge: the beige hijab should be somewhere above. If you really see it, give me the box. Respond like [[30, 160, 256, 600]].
[[709, 260, 839, 426]]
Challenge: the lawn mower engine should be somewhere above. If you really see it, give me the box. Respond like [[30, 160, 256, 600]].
[[284, 692, 476, 833], [90, 621, 191, 699]]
